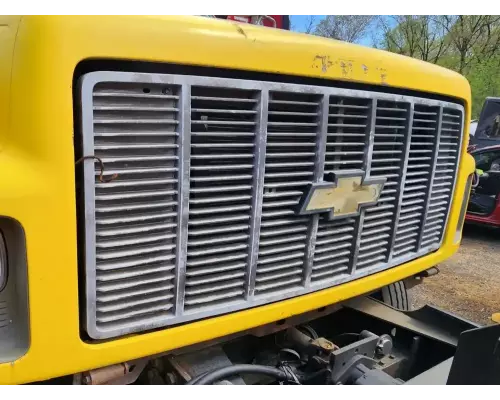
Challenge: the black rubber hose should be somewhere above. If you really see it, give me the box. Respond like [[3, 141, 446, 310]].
[[186, 364, 289, 385], [185, 371, 209, 385]]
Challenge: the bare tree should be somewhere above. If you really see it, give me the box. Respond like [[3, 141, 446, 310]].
[[304, 16, 317, 34], [314, 15, 375, 43], [376, 16, 450, 64], [438, 15, 500, 73], [417, 16, 451, 63], [289, 16, 317, 34], [376, 16, 416, 56]]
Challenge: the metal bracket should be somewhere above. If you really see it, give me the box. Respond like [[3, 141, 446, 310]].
[[343, 296, 478, 346], [331, 355, 377, 384], [330, 330, 379, 377]]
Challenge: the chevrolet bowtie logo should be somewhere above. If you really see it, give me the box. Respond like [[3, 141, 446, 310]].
[[297, 171, 386, 220]]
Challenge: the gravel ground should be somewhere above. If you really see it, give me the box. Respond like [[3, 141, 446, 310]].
[[410, 224, 500, 326]]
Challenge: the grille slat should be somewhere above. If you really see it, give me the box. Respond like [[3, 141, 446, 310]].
[[255, 91, 321, 295], [418, 107, 462, 249], [397, 116, 437, 255], [184, 85, 258, 312], [81, 72, 463, 339], [88, 80, 179, 334], [315, 95, 371, 280], [356, 100, 410, 270]]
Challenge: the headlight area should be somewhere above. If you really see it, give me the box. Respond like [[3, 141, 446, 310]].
[[0, 218, 29, 363]]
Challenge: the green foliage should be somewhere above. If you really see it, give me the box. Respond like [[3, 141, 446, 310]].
[[466, 57, 500, 119], [304, 15, 500, 116], [376, 15, 500, 118]]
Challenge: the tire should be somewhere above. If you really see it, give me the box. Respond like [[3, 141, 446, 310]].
[[380, 280, 412, 311]]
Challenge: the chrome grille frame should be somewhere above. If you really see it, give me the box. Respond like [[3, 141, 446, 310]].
[[79, 71, 464, 339]]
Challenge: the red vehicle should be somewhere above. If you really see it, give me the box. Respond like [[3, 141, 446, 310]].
[[465, 144, 500, 228], [213, 15, 290, 30]]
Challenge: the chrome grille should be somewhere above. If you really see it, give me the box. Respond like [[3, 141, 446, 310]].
[[85, 80, 180, 335], [311, 96, 371, 283], [255, 92, 321, 295], [79, 72, 464, 339], [355, 100, 409, 271], [420, 107, 462, 247], [396, 104, 440, 255], [185, 86, 258, 311]]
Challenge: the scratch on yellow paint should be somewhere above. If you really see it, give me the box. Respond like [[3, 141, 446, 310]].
[[234, 23, 247, 39], [312, 55, 333, 73], [377, 67, 388, 84], [339, 59, 354, 78]]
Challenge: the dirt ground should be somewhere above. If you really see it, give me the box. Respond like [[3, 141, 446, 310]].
[[410, 224, 500, 326]]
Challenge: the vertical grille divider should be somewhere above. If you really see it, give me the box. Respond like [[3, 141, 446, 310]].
[[388, 103, 414, 262], [439, 109, 464, 242], [246, 89, 269, 298], [303, 94, 329, 287], [416, 106, 442, 250], [348, 98, 377, 274], [174, 83, 192, 315], [421, 108, 463, 248]]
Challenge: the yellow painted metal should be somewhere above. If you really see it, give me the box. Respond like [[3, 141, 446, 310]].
[[0, 15, 474, 384]]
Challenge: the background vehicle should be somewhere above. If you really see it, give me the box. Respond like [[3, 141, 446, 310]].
[[468, 97, 500, 152], [466, 144, 500, 227], [470, 119, 478, 137], [468, 119, 478, 152], [213, 15, 290, 29], [0, 15, 476, 385]]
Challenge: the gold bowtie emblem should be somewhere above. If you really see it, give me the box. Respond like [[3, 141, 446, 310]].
[[297, 172, 385, 220]]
